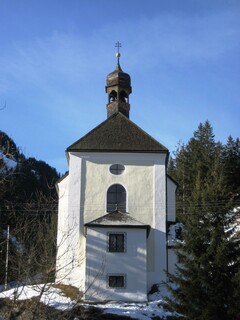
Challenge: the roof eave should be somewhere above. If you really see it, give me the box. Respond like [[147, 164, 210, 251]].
[[85, 223, 149, 228], [85, 223, 151, 237], [66, 149, 169, 153]]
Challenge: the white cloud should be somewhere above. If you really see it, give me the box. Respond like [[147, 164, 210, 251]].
[[125, 10, 240, 66], [1, 7, 239, 96], [0, 3, 239, 173]]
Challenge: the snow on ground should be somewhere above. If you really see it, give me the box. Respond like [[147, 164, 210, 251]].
[[0, 151, 17, 172], [96, 300, 173, 320], [96, 284, 173, 320], [0, 283, 175, 319], [90, 283, 176, 319], [0, 284, 75, 310]]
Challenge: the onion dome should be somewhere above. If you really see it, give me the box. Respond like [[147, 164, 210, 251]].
[[107, 59, 131, 89], [106, 51, 132, 119]]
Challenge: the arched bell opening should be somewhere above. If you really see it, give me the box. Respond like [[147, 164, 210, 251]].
[[109, 90, 117, 103], [119, 90, 128, 103]]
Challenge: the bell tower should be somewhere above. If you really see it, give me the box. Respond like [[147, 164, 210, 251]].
[[106, 42, 132, 118]]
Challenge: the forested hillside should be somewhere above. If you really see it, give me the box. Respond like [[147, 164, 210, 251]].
[[167, 120, 240, 320], [0, 130, 60, 285]]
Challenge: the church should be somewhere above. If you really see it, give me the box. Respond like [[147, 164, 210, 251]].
[[55, 48, 177, 302]]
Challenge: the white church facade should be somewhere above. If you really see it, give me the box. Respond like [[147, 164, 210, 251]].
[[55, 52, 177, 302]]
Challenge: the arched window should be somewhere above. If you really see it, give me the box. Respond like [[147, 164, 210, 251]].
[[107, 184, 126, 213]]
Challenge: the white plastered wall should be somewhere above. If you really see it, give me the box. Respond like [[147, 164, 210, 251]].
[[167, 177, 177, 222], [55, 175, 69, 284], [166, 176, 177, 277], [82, 153, 155, 225], [147, 156, 167, 290], [85, 227, 147, 302], [55, 154, 85, 290], [56, 151, 176, 294]]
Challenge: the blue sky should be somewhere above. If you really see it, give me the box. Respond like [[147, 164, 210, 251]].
[[1, 0, 240, 173]]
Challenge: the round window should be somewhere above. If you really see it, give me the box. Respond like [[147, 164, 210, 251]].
[[110, 164, 125, 175]]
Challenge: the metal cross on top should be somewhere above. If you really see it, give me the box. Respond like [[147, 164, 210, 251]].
[[115, 41, 122, 64], [115, 41, 122, 53]]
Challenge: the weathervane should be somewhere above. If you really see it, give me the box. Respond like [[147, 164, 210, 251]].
[[115, 41, 122, 64]]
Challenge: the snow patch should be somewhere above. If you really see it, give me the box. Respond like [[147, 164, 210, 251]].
[[0, 283, 176, 318], [96, 300, 173, 320], [0, 151, 17, 172], [168, 223, 183, 246], [0, 284, 75, 310]]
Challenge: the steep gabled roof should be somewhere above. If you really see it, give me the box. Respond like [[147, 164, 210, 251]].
[[85, 210, 150, 232], [67, 112, 168, 153]]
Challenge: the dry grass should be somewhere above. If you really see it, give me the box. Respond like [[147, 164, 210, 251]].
[[53, 283, 82, 301]]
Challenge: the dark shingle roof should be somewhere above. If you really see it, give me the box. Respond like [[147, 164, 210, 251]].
[[67, 112, 168, 153], [85, 210, 150, 232]]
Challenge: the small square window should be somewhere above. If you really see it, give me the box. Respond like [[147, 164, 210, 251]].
[[108, 275, 126, 288], [108, 233, 125, 252]]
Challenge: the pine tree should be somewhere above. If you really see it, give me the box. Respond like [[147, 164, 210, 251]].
[[166, 121, 240, 319], [167, 187, 240, 319], [171, 143, 189, 215], [222, 136, 240, 203], [169, 121, 219, 214]]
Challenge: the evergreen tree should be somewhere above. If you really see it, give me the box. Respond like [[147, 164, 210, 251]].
[[167, 203, 240, 319], [168, 143, 189, 215], [169, 120, 221, 214], [222, 136, 240, 203], [167, 121, 240, 319]]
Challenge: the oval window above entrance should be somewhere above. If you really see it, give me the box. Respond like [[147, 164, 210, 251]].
[[109, 164, 125, 175]]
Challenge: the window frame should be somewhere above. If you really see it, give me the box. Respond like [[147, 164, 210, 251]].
[[107, 274, 126, 289], [107, 232, 126, 253]]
